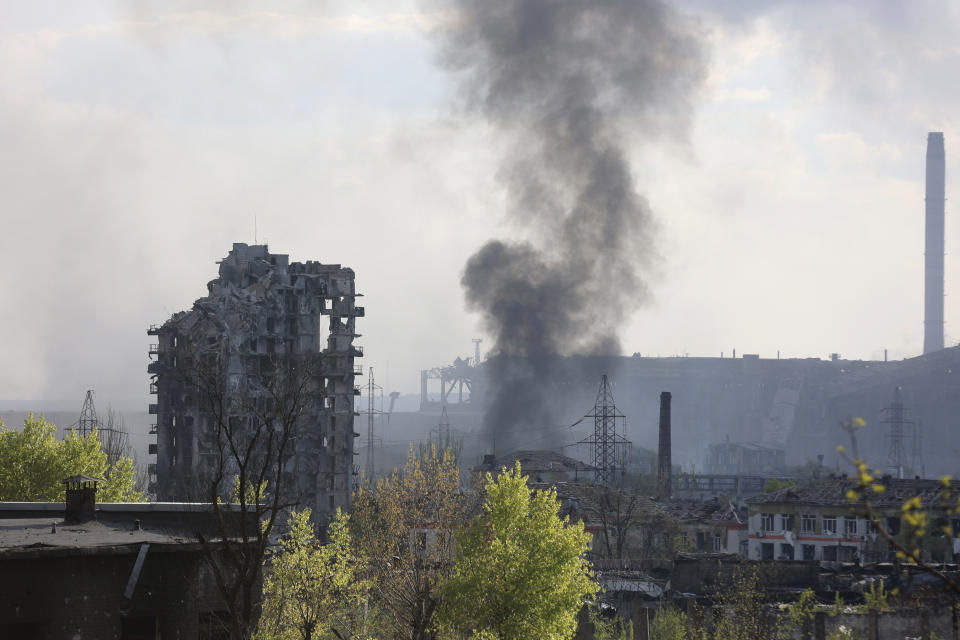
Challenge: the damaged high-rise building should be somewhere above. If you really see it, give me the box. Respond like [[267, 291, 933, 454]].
[[147, 243, 363, 519]]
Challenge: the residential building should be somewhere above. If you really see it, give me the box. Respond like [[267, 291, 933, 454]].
[[148, 243, 363, 521], [747, 476, 960, 563]]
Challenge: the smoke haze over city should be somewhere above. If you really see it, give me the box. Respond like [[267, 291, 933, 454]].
[[1, 0, 960, 412]]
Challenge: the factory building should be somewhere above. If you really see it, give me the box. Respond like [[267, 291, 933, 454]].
[[148, 243, 363, 520]]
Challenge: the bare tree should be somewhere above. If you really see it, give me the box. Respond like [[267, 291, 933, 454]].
[[351, 444, 475, 640], [100, 407, 132, 467], [587, 483, 648, 561], [165, 321, 321, 640]]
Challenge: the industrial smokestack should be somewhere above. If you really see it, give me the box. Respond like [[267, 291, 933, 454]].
[[924, 132, 945, 354], [657, 391, 672, 497]]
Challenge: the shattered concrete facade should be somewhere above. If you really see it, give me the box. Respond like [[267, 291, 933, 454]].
[[148, 243, 363, 519]]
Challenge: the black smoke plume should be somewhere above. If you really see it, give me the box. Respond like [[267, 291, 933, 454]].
[[436, 0, 706, 447]]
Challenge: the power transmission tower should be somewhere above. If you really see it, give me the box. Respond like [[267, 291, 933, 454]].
[[360, 367, 383, 483], [575, 375, 630, 484], [76, 390, 99, 438], [881, 386, 914, 479], [431, 404, 453, 449]]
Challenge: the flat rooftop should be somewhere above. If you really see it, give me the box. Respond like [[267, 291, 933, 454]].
[[0, 502, 248, 558]]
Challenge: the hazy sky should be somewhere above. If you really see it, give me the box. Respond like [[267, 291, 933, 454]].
[[2, 0, 959, 411]]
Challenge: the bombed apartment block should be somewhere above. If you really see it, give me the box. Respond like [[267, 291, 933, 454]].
[[147, 243, 363, 519]]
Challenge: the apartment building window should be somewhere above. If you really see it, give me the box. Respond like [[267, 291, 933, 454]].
[[761, 543, 774, 560], [714, 534, 723, 552], [780, 514, 795, 531], [760, 513, 775, 531], [844, 516, 858, 536], [822, 516, 837, 535], [801, 514, 816, 533], [802, 544, 816, 561]]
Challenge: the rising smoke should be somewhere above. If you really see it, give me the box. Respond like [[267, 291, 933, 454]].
[[435, 0, 706, 447]]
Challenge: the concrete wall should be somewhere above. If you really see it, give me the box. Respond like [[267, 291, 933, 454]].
[[671, 556, 819, 594], [0, 548, 228, 640]]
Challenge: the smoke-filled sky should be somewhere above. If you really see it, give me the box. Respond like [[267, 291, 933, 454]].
[[2, 0, 959, 411]]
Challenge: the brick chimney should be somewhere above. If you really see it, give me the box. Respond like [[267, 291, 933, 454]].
[[63, 476, 102, 523]]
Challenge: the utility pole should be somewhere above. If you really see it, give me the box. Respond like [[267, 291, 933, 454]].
[[361, 368, 383, 483]]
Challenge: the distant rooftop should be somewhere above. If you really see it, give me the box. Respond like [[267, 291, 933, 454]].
[[748, 476, 960, 508]]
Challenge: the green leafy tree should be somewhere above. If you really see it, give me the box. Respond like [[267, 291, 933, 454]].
[[256, 509, 370, 640], [710, 565, 772, 640], [437, 461, 597, 640], [590, 606, 633, 640], [0, 414, 144, 502], [777, 588, 817, 640], [649, 606, 689, 640], [350, 444, 470, 640]]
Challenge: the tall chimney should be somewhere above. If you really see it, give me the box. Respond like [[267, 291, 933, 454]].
[[657, 392, 672, 497], [924, 132, 945, 354]]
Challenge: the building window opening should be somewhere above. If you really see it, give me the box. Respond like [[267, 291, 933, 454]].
[[844, 516, 858, 536], [822, 517, 837, 535], [760, 513, 774, 532]]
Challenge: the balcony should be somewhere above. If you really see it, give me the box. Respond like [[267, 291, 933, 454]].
[[350, 345, 363, 357], [148, 444, 158, 455], [149, 382, 158, 394], [149, 424, 158, 435], [353, 364, 365, 375], [148, 343, 160, 358], [147, 324, 161, 336], [148, 404, 158, 415]]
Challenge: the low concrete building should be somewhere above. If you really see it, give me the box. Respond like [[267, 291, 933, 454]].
[[0, 481, 252, 639], [659, 498, 748, 555], [746, 476, 960, 563]]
